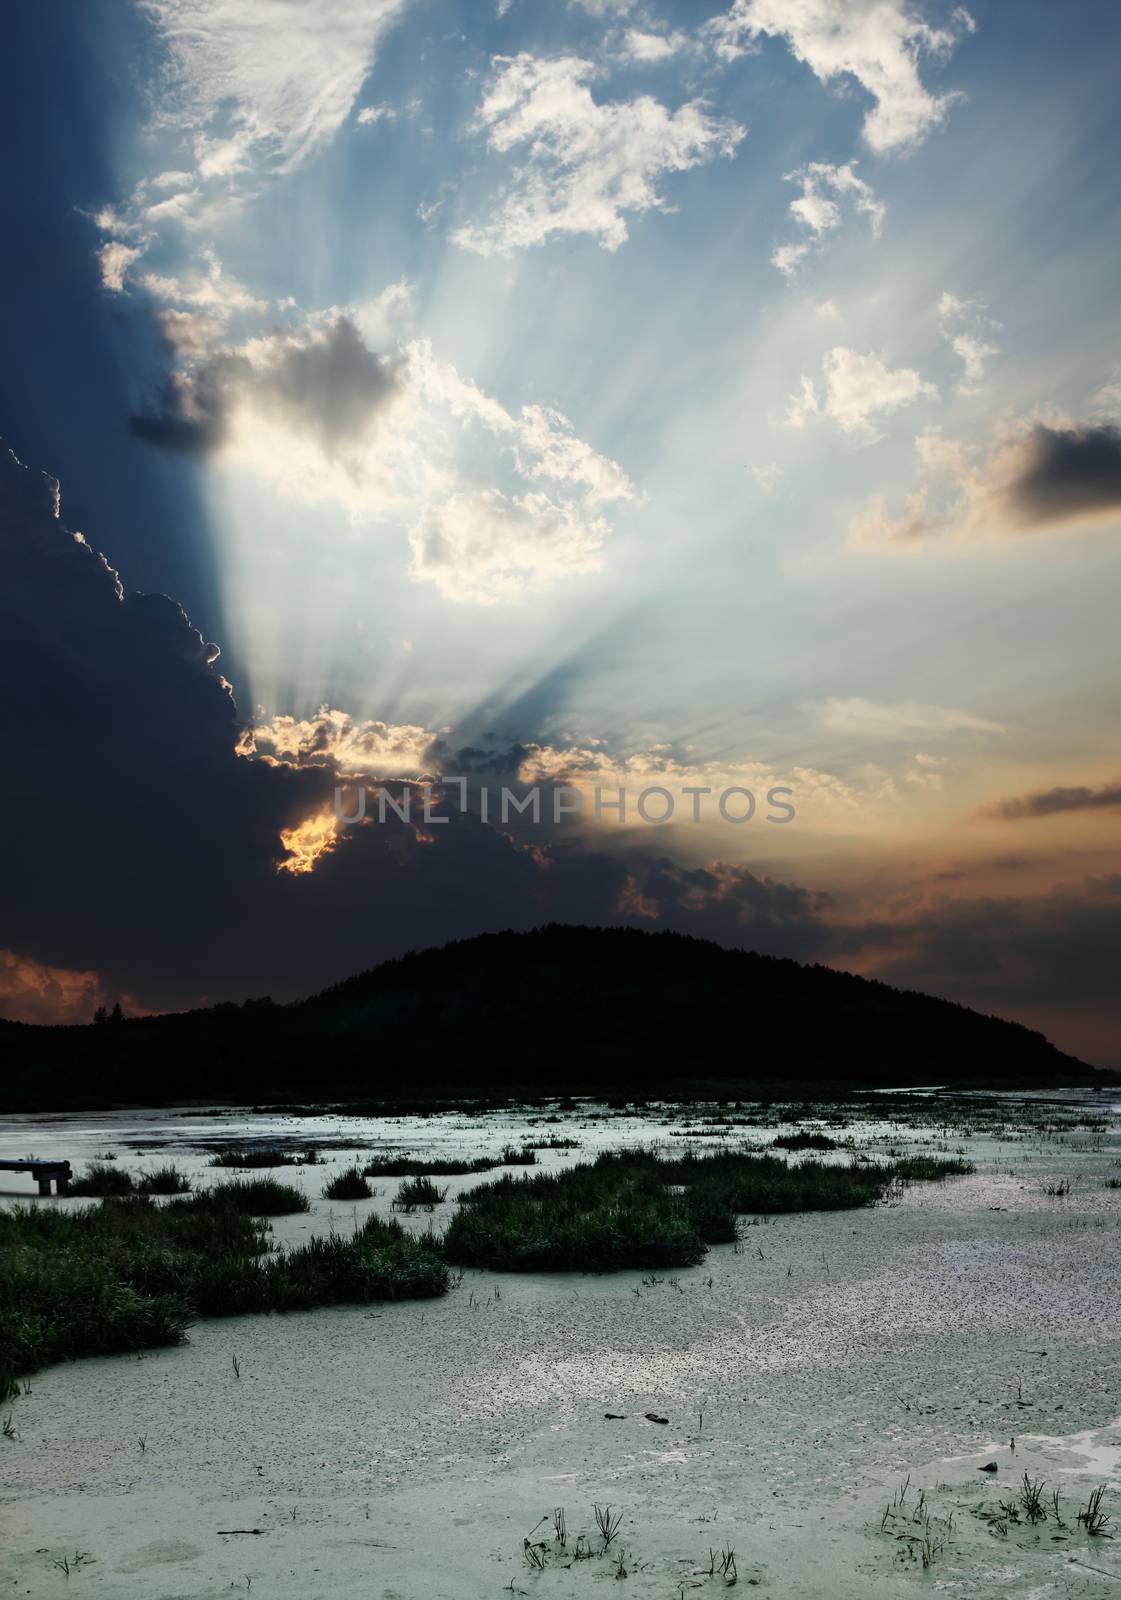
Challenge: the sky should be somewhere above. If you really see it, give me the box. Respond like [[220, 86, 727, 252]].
[[1, 0, 1119, 1065]]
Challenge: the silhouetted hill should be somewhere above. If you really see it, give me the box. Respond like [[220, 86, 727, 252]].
[[0, 925, 1103, 1108]]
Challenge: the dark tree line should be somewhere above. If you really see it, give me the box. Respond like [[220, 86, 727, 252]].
[[0, 925, 1102, 1109]]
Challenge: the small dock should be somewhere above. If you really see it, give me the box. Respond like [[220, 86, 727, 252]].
[[0, 1159, 72, 1195]]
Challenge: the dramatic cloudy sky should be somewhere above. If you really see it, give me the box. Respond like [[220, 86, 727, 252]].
[[2, 0, 1119, 1064]]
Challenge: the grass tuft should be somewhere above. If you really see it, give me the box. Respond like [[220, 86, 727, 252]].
[[68, 1162, 135, 1198], [392, 1175, 448, 1211], [208, 1149, 301, 1169], [322, 1166, 373, 1201], [202, 1177, 310, 1215], [136, 1165, 192, 1195], [362, 1155, 498, 1178]]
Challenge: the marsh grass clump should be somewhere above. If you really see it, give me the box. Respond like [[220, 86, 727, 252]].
[[500, 1144, 537, 1165], [264, 1217, 447, 1307], [0, 1195, 446, 1398], [136, 1165, 192, 1195], [446, 1163, 708, 1271], [1019, 1473, 1047, 1523], [444, 1148, 972, 1272], [208, 1150, 300, 1169], [392, 1175, 448, 1211], [322, 1166, 373, 1201], [771, 1131, 837, 1151], [362, 1155, 499, 1178], [201, 1177, 310, 1215], [68, 1162, 135, 1197], [594, 1504, 623, 1551], [1078, 1486, 1112, 1536], [885, 1155, 973, 1184], [0, 1197, 241, 1397]]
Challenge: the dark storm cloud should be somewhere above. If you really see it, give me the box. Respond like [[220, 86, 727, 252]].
[[634, 857, 834, 961], [131, 315, 402, 457], [833, 876, 1121, 1029], [0, 442, 330, 994], [0, 443, 650, 1009], [978, 779, 1121, 821], [3, 441, 1119, 1066], [1008, 422, 1121, 527]]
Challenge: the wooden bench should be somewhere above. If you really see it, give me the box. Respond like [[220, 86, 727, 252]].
[[0, 1159, 72, 1195]]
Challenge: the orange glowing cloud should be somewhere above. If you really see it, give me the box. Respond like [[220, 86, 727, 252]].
[[277, 810, 340, 875], [0, 950, 104, 1025]]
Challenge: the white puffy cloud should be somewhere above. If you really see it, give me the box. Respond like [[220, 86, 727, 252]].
[[937, 290, 1000, 390], [98, 240, 147, 292], [772, 160, 884, 277], [787, 347, 938, 436], [139, 247, 268, 321], [407, 339, 635, 506], [620, 29, 688, 62], [705, 0, 975, 154], [453, 53, 745, 254]]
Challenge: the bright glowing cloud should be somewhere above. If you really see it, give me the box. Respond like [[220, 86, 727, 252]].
[[130, 295, 635, 600], [249, 708, 436, 777], [787, 347, 938, 436], [409, 488, 609, 603], [453, 53, 745, 254], [705, 0, 975, 153], [277, 809, 341, 874]]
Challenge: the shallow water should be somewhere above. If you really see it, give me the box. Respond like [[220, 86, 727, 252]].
[[4, 1090, 1121, 1598]]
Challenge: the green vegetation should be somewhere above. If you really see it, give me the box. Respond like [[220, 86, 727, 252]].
[[890, 1155, 974, 1182], [69, 1162, 193, 1197], [444, 1148, 973, 1272], [359, 1146, 538, 1180], [0, 1197, 446, 1399], [201, 1177, 310, 1215], [0, 1142, 975, 1396], [771, 1131, 837, 1151], [208, 1149, 304, 1169], [322, 1165, 373, 1201], [68, 1162, 135, 1198], [136, 1165, 192, 1195], [362, 1154, 501, 1178], [392, 1175, 448, 1210]]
